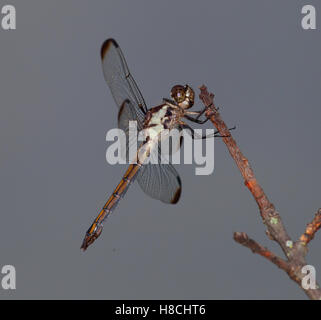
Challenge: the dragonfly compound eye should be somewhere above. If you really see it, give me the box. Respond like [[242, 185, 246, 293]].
[[171, 85, 186, 104]]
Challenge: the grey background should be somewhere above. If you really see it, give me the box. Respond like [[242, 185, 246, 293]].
[[0, 0, 320, 299]]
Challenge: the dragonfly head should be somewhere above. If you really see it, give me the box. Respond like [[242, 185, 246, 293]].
[[170, 84, 195, 109], [81, 223, 103, 251]]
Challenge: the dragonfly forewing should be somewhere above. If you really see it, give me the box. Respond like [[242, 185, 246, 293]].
[[101, 38, 147, 115]]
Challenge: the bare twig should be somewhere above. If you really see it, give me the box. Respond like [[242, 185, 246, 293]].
[[300, 209, 321, 246], [234, 232, 290, 272], [198, 85, 321, 300]]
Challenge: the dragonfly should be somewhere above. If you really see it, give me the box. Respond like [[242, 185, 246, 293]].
[[81, 38, 229, 251]]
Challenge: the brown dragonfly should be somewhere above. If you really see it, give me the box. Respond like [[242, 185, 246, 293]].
[[81, 38, 228, 251]]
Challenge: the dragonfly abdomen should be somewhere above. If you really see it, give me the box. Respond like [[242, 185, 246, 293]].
[[102, 163, 142, 216], [81, 163, 142, 251]]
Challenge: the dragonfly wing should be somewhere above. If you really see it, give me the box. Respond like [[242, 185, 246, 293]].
[[101, 38, 147, 115], [118, 99, 145, 162], [136, 145, 182, 204], [101, 39, 181, 203], [118, 99, 145, 131], [136, 162, 181, 204]]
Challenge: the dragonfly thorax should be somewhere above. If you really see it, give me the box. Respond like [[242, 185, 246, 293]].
[[144, 104, 181, 140], [139, 103, 182, 166]]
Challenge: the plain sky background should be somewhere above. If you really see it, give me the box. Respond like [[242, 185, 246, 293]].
[[0, 0, 320, 299]]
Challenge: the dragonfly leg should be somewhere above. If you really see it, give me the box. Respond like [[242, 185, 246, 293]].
[[180, 124, 236, 139], [180, 124, 218, 139], [185, 106, 221, 122], [184, 114, 209, 124]]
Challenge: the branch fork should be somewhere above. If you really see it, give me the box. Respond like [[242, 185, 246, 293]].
[[198, 85, 321, 300]]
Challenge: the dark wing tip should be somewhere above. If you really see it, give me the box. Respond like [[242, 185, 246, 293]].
[[118, 99, 130, 123], [171, 187, 181, 204], [100, 38, 119, 60], [170, 176, 182, 204]]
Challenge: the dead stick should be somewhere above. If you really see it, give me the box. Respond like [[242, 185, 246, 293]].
[[198, 85, 321, 300]]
